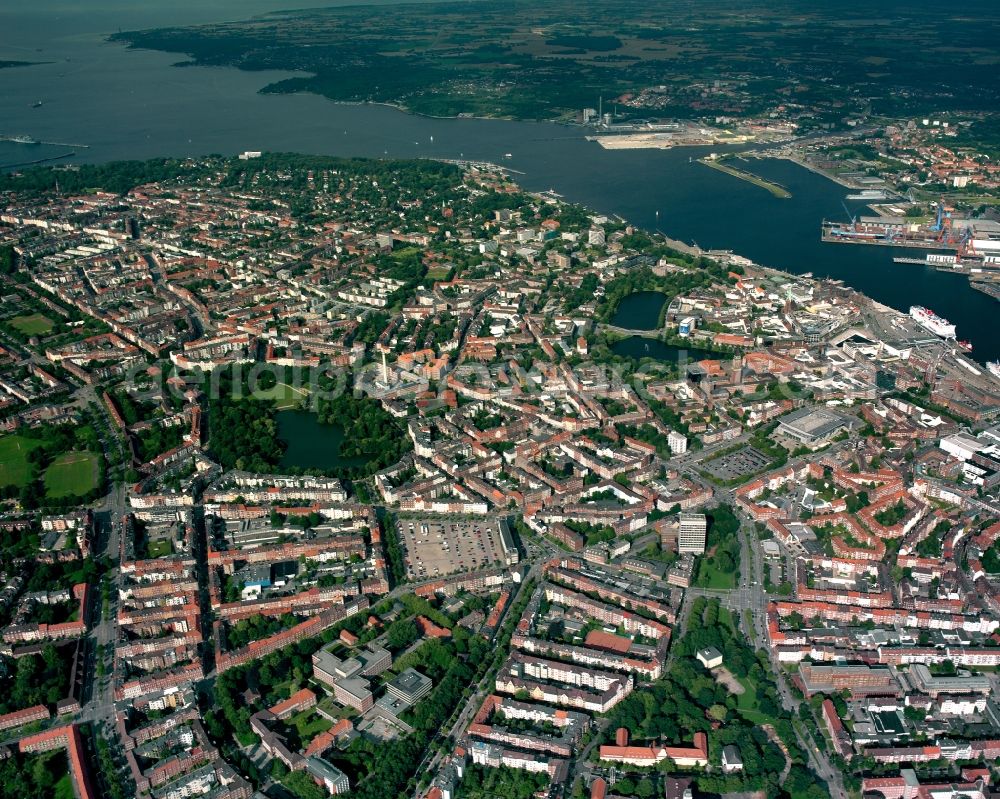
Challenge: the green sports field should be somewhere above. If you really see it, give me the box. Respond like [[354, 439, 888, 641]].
[[43, 451, 100, 498], [254, 382, 310, 410], [0, 435, 42, 488], [8, 312, 54, 336]]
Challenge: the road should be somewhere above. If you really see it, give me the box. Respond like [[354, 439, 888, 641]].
[[76, 481, 127, 728], [411, 560, 546, 796], [728, 498, 849, 799], [47, 420, 851, 799]]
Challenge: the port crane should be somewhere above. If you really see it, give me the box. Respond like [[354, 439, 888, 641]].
[[955, 226, 974, 258], [841, 201, 858, 230], [928, 201, 949, 232], [928, 200, 962, 244]]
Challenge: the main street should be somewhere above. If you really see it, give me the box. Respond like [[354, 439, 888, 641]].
[[729, 501, 849, 799], [411, 557, 549, 797]]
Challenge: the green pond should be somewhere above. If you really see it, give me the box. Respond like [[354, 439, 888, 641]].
[[276, 409, 374, 471]]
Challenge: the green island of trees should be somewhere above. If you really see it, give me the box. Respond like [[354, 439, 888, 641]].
[[455, 764, 547, 799], [602, 596, 829, 798], [207, 391, 284, 473], [0, 645, 70, 715], [316, 392, 413, 479], [693, 504, 741, 590], [0, 748, 74, 799]]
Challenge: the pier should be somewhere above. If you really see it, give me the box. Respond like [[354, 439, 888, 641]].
[[698, 156, 791, 199], [0, 151, 75, 169], [0, 134, 90, 148], [971, 281, 1000, 302]]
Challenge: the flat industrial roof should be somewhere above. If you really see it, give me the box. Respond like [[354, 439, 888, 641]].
[[779, 405, 849, 438]]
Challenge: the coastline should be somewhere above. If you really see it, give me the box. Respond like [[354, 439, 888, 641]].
[[9, 27, 999, 360], [770, 152, 859, 189], [267, 94, 576, 127], [112, 38, 575, 127]]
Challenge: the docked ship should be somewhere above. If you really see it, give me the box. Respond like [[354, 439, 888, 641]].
[[988, 362, 1000, 380], [909, 305, 956, 338]]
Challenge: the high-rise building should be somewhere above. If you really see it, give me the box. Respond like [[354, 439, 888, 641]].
[[677, 513, 707, 555]]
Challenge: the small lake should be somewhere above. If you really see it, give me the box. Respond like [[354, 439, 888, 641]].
[[611, 336, 717, 364], [610, 291, 668, 330], [276, 409, 374, 471]]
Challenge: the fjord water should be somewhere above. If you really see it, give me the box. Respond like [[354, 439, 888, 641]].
[[2, 0, 997, 361]]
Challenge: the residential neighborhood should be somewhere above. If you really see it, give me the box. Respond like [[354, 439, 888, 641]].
[[0, 152, 999, 799]]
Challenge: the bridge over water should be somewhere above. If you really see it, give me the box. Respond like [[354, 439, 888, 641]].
[[598, 322, 665, 338]]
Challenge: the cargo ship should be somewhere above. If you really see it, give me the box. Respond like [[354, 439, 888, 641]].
[[909, 305, 956, 339]]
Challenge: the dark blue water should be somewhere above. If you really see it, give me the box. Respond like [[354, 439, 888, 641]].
[[1, 1, 997, 360], [610, 291, 667, 330], [611, 337, 716, 363]]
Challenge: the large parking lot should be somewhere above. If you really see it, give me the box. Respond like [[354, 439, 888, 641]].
[[702, 446, 771, 481], [398, 518, 517, 580]]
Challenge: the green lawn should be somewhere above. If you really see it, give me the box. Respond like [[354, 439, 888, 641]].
[[8, 312, 54, 336], [727, 671, 774, 726], [0, 435, 42, 488], [146, 538, 172, 558], [43, 451, 100, 498], [425, 266, 452, 280], [694, 559, 738, 590], [54, 773, 75, 799], [254, 382, 310, 410], [291, 709, 332, 740]]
